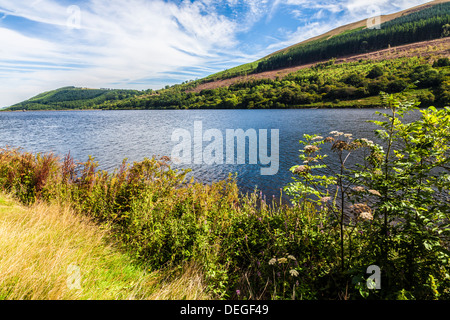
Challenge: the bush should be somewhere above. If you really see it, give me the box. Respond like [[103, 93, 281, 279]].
[[368, 80, 388, 96], [417, 90, 435, 106], [386, 79, 408, 93], [367, 66, 385, 79], [343, 73, 366, 87], [433, 57, 450, 68], [410, 65, 442, 88], [284, 93, 450, 299]]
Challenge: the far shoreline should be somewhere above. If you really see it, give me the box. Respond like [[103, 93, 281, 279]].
[[0, 105, 389, 112]]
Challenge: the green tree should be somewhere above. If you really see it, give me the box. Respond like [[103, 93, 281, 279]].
[[367, 66, 385, 79], [442, 23, 450, 37]]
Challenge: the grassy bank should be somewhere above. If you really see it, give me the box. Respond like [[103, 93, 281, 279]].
[[0, 94, 449, 300], [0, 193, 211, 300]]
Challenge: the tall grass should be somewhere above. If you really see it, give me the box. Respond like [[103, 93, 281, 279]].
[[0, 193, 212, 300], [0, 147, 339, 299]]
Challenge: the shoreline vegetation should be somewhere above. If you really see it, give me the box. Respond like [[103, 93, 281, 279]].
[[1, 93, 449, 300]]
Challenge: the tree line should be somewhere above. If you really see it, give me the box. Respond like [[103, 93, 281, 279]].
[[105, 57, 450, 110]]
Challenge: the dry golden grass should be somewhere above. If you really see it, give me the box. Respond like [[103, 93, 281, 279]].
[[147, 263, 212, 300], [0, 194, 213, 300]]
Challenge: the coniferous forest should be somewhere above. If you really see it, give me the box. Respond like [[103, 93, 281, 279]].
[[255, 2, 450, 73]]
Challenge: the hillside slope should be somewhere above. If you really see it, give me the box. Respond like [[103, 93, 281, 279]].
[[203, 0, 450, 83], [6, 86, 148, 111], [5, 0, 450, 111], [192, 37, 450, 93], [266, 0, 450, 58]]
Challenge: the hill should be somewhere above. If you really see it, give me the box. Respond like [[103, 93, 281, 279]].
[[203, 0, 450, 82], [107, 53, 450, 110], [192, 38, 450, 93], [4, 0, 450, 111], [6, 86, 148, 111], [265, 0, 450, 58]]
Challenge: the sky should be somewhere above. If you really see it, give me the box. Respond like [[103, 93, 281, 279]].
[[0, 0, 434, 107]]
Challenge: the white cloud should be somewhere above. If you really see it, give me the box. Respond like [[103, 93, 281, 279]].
[[0, 0, 243, 107]]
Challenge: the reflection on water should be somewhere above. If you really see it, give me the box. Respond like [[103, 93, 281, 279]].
[[0, 109, 394, 197]]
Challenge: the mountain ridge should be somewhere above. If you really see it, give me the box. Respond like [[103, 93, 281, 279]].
[[265, 0, 450, 59]]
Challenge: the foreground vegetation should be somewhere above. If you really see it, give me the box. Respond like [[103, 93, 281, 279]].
[[1, 94, 449, 300], [0, 193, 212, 300]]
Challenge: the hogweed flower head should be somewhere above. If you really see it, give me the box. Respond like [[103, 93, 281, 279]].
[[289, 269, 299, 277], [351, 203, 373, 222], [359, 138, 376, 147], [304, 145, 320, 154], [293, 165, 310, 175], [278, 257, 288, 264], [352, 186, 365, 193], [350, 203, 372, 214], [330, 131, 344, 137], [331, 140, 349, 151], [359, 211, 374, 221], [303, 157, 317, 164]]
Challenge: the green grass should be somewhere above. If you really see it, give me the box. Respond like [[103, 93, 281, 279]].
[[204, 61, 261, 81], [0, 193, 212, 300]]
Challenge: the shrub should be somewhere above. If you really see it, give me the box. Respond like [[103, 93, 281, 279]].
[[343, 73, 366, 87], [433, 57, 450, 68], [386, 79, 409, 93], [284, 93, 450, 299], [367, 66, 385, 79]]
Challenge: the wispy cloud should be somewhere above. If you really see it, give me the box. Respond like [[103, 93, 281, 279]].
[[0, 0, 244, 106]]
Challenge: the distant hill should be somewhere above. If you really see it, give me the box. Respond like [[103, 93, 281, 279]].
[[203, 0, 450, 82], [6, 86, 148, 111], [265, 0, 450, 58]]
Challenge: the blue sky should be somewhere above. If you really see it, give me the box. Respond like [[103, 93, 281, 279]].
[[0, 0, 433, 107]]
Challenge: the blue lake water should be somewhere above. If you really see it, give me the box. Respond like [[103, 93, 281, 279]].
[[0, 109, 385, 197]]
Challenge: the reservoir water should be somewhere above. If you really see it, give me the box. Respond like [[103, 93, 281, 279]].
[[0, 109, 384, 197]]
